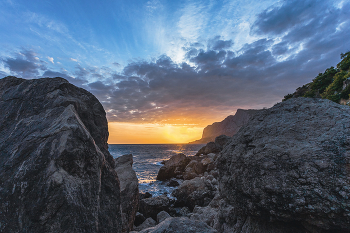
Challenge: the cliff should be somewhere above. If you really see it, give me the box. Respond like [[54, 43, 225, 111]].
[[0, 76, 122, 232], [189, 109, 260, 144]]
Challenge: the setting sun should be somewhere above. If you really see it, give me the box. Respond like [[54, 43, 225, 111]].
[[108, 122, 204, 144]]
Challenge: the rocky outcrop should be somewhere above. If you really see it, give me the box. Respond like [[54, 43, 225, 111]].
[[137, 217, 217, 233], [157, 153, 217, 181], [115, 154, 139, 233], [0, 77, 122, 232], [156, 153, 191, 181], [189, 109, 260, 144], [218, 98, 350, 232]]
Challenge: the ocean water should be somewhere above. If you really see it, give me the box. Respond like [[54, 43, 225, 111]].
[[109, 144, 204, 196]]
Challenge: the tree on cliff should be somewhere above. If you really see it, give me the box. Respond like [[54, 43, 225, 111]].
[[283, 51, 350, 103]]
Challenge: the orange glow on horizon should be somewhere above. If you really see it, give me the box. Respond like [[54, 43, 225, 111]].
[[108, 122, 204, 144]]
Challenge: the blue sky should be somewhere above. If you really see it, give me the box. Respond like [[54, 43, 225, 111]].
[[1, 0, 350, 129]]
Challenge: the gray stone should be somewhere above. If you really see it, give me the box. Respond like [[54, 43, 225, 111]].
[[133, 217, 156, 232], [138, 217, 217, 233], [172, 177, 216, 210], [0, 77, 122, 232], [218, 98, 350, 232], [156, 153, 191, 181], [139, 195, 172, 220], [157, 211, 171, 223], [115, 154, 139, 233]]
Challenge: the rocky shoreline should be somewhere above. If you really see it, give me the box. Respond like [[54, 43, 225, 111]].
[[1, 76, 350, 233]]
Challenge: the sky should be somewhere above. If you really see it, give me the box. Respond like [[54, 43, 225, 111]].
[[1, 0, 350, 143]]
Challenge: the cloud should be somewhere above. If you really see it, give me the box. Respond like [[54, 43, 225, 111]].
[[1, 0, 349, 126], [208, 36, 233, 51], [1, 49, 46, 78], [70, 58, 78, 62], [47, 56, 54, 64], [42, 70, 87, 86]]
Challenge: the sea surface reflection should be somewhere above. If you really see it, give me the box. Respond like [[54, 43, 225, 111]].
[[109, 144, 204, 196]]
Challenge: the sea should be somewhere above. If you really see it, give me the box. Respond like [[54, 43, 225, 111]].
[[108, 144, 205, 197]]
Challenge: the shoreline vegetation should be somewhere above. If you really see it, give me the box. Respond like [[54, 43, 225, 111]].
[[1, 52, 350, 232]]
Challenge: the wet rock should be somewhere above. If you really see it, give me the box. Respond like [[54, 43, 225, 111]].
[[138, 217, 217, 233], [172, 177, 216, 210], [139, 195, 173, 220], [156, 153, 191, 181], [133, 217, 156, 232], [218, 98, 350, 232], [115, 154, 139, 233], [157, 211, 171, 223], [0, 77, 122, 232]]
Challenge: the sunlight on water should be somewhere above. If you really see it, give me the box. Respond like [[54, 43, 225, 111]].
[[109, 144, 204, 196]]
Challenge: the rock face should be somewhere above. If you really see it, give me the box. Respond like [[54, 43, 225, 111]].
[[189, 109, 259, 144], [218, 98, 350, 232], [0, 77, 122, 232], [115, 154, 139, 233]]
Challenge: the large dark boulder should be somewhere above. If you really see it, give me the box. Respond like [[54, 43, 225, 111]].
[[115, 154, 139, 233], [218, 98, 350, 232], [139, 195, 173, 220], [138, 217, 217, 233], [0, 77, 122, 232], [172, 177, 216, 210], [156, 153, 191, 181]]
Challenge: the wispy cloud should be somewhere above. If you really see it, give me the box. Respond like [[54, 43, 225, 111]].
[[47, 56, 54, 64]]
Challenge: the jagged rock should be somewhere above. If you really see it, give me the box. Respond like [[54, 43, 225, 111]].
[[157, 211, 171, 223], [139, 195, 172, 220], [172, 177, 216, 210], [133, 217, 156, 232], [138, 217, 217, 233], [0, 77, 122, 232], [115, 154, 139, 233], [156, 153, 191, 181], [218, 98, 350, 232]]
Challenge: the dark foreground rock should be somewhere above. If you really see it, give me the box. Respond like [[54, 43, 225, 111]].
[[0, 77, 122, 232], [139, 195, 173, 220], [115, 154, 139, 233], [218, 98, 350, 232], [137, 217, 217, 233]]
